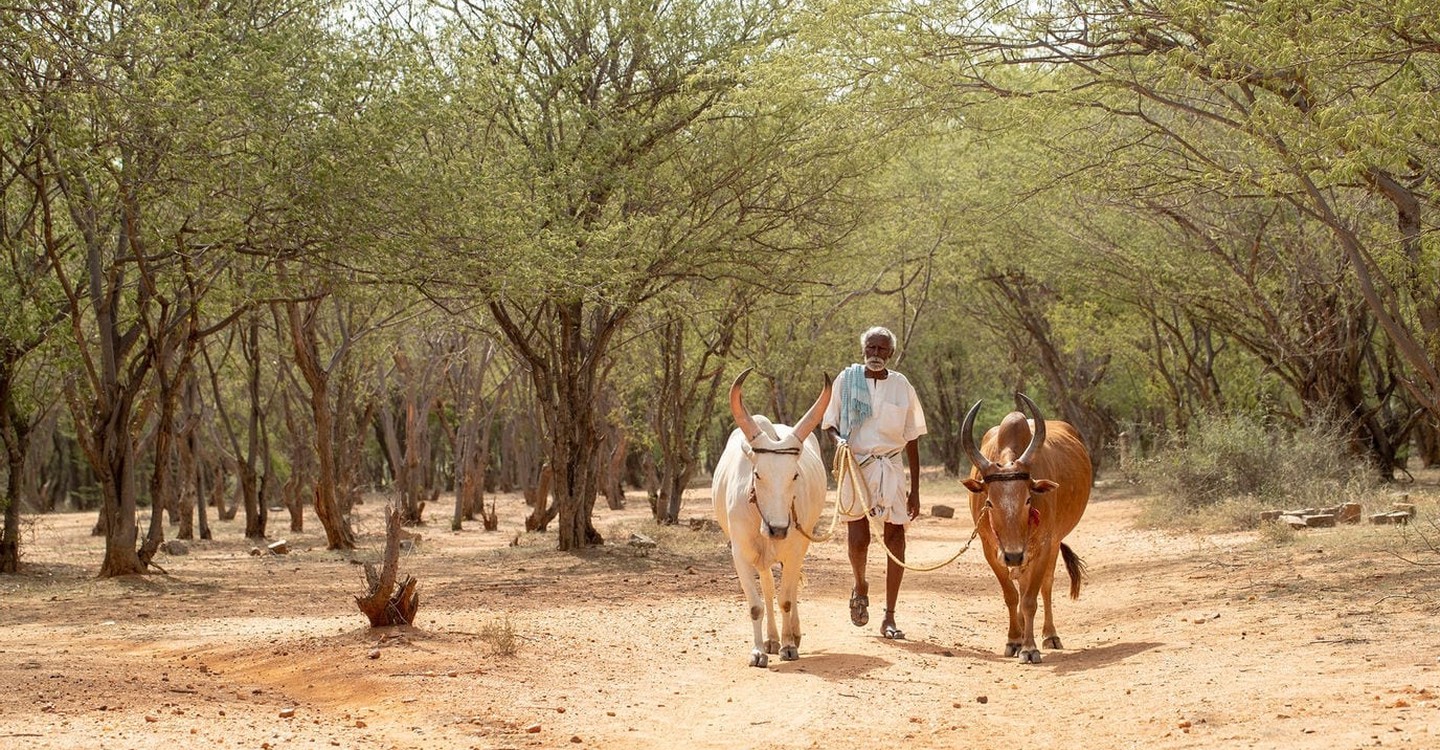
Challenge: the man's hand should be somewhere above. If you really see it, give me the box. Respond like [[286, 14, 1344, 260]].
[[907, 490, 920, 520]]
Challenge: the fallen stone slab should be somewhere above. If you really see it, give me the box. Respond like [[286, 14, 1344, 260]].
[[1335, 502, 1362, 524], [1278, 514, 1308, 529]]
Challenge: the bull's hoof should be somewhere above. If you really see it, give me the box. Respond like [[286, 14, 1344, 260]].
[[779, 645, 799, 661], [1004, 643, 1022, 657], [764, 639, 780, 655], [1019, 649, 1043, 664], [1042, 635, 1063, 649], [749, 650, 769, 668]]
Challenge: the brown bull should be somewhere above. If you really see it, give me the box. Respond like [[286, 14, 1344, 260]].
[[961, 393, 1090, 664]]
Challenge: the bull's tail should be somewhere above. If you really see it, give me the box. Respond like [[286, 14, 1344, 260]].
[[1060, 542, 1087, 600]]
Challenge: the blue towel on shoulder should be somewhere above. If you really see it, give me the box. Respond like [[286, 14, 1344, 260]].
[[836, 364, 872, 440]]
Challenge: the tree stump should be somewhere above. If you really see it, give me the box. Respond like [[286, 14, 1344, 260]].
[[355, 506, 421, 627], [482, 495, 499, 531]]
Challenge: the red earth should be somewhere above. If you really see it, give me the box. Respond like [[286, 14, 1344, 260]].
[[3, 472, 1439, 749]]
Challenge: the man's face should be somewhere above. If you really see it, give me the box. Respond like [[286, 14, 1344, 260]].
[[863, 333, 893, 371]]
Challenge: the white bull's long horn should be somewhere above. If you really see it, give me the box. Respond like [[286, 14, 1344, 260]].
[[791, 373, 832, 442], [961, 400, 993, 474], [1014, 392, 1048, 466], [729, 368, 762, 441]]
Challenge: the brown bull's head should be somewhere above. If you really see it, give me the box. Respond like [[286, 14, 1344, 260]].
[[960, 393, 1059, 568], [730, 368, 831, 540]]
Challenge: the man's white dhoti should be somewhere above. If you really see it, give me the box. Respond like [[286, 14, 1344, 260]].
[[824, 368, 927, 526]]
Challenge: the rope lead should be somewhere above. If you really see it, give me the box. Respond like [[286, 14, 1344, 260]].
[[793, 443, 984, 572]]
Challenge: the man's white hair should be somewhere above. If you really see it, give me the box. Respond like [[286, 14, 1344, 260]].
[[860, 326, 897, 349]]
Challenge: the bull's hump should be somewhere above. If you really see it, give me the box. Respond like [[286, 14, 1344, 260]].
[[993, 412, 1033, 452]]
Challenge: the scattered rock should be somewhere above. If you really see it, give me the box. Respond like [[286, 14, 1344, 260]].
[[931, 504, 955, 519], [628, 533, 657, 549], [1263, 502, 1370, 528], [687, 517, 721, 532], [525, 723, 542, 733], [279, 707, 296, 718], [161, 540, 189, 556], [267, 540, 289, 555], [976, 695, 988, 704], [1278, 515, 1308, 530], [1371, 511, 1412, 525], [366, 649, 381, 660]]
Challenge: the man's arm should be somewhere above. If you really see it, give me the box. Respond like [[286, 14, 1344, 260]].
[[905, 438, 921, 519]]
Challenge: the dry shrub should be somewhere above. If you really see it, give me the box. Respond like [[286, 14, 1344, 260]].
[[479, 617, 518, 657], [1135, 413, 1371, 531], [1257, 519, 1298, 545], [602, 518, 725, 559]]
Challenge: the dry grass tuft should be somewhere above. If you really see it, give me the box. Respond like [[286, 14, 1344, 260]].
[[479, 617, 519, 657]]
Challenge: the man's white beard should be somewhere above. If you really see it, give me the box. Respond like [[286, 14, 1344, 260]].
[[865, 358, 887, 372]]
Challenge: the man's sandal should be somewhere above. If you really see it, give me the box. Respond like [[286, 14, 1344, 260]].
[[881, 610, 904, 639], [849, 589, 869, 627]]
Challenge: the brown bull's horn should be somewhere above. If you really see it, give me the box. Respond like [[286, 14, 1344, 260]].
[[1015, 392, 1047, 466], [960, 400, 993, 474], [792, 373, 832, 442], [729, 367, 762, 441]]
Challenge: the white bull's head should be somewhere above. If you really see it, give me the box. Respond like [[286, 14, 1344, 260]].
[[729, 368, 831, 540]]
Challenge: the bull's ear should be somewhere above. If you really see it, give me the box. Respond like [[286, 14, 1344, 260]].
[[1032, 479, 1059, 494], [961, 477, 986, 493]]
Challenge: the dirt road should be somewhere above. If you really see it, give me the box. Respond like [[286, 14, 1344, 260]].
[[3, 479, 1438, 749]]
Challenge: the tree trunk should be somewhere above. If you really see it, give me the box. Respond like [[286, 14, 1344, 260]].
[[0, 387, 25, 573], [1, 357, 33, 572], [489, 300, 621, 551], [1415, 418, 1440, 470], [524, 464, 555, 532], [284, 297, 355, 550], [280, 388, 310, 533], [603, 426, 627, 511], [94, 412, 146, 577]]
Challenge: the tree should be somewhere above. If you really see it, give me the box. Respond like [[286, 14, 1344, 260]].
[[927, 0, 1440, 421], [0, 60, 70, 571], [418, 0, 878, 549]]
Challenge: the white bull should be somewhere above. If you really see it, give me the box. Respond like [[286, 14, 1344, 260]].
[[712, 368, 831, 668]]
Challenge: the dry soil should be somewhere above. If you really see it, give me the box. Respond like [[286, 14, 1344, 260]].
[[3, 475, 1439, 749]]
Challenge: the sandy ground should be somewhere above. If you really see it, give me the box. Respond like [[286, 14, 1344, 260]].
[[3, 475, 1440, 750]]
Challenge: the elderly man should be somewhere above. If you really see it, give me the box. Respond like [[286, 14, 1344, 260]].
[[823, 326, 927, 639]]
